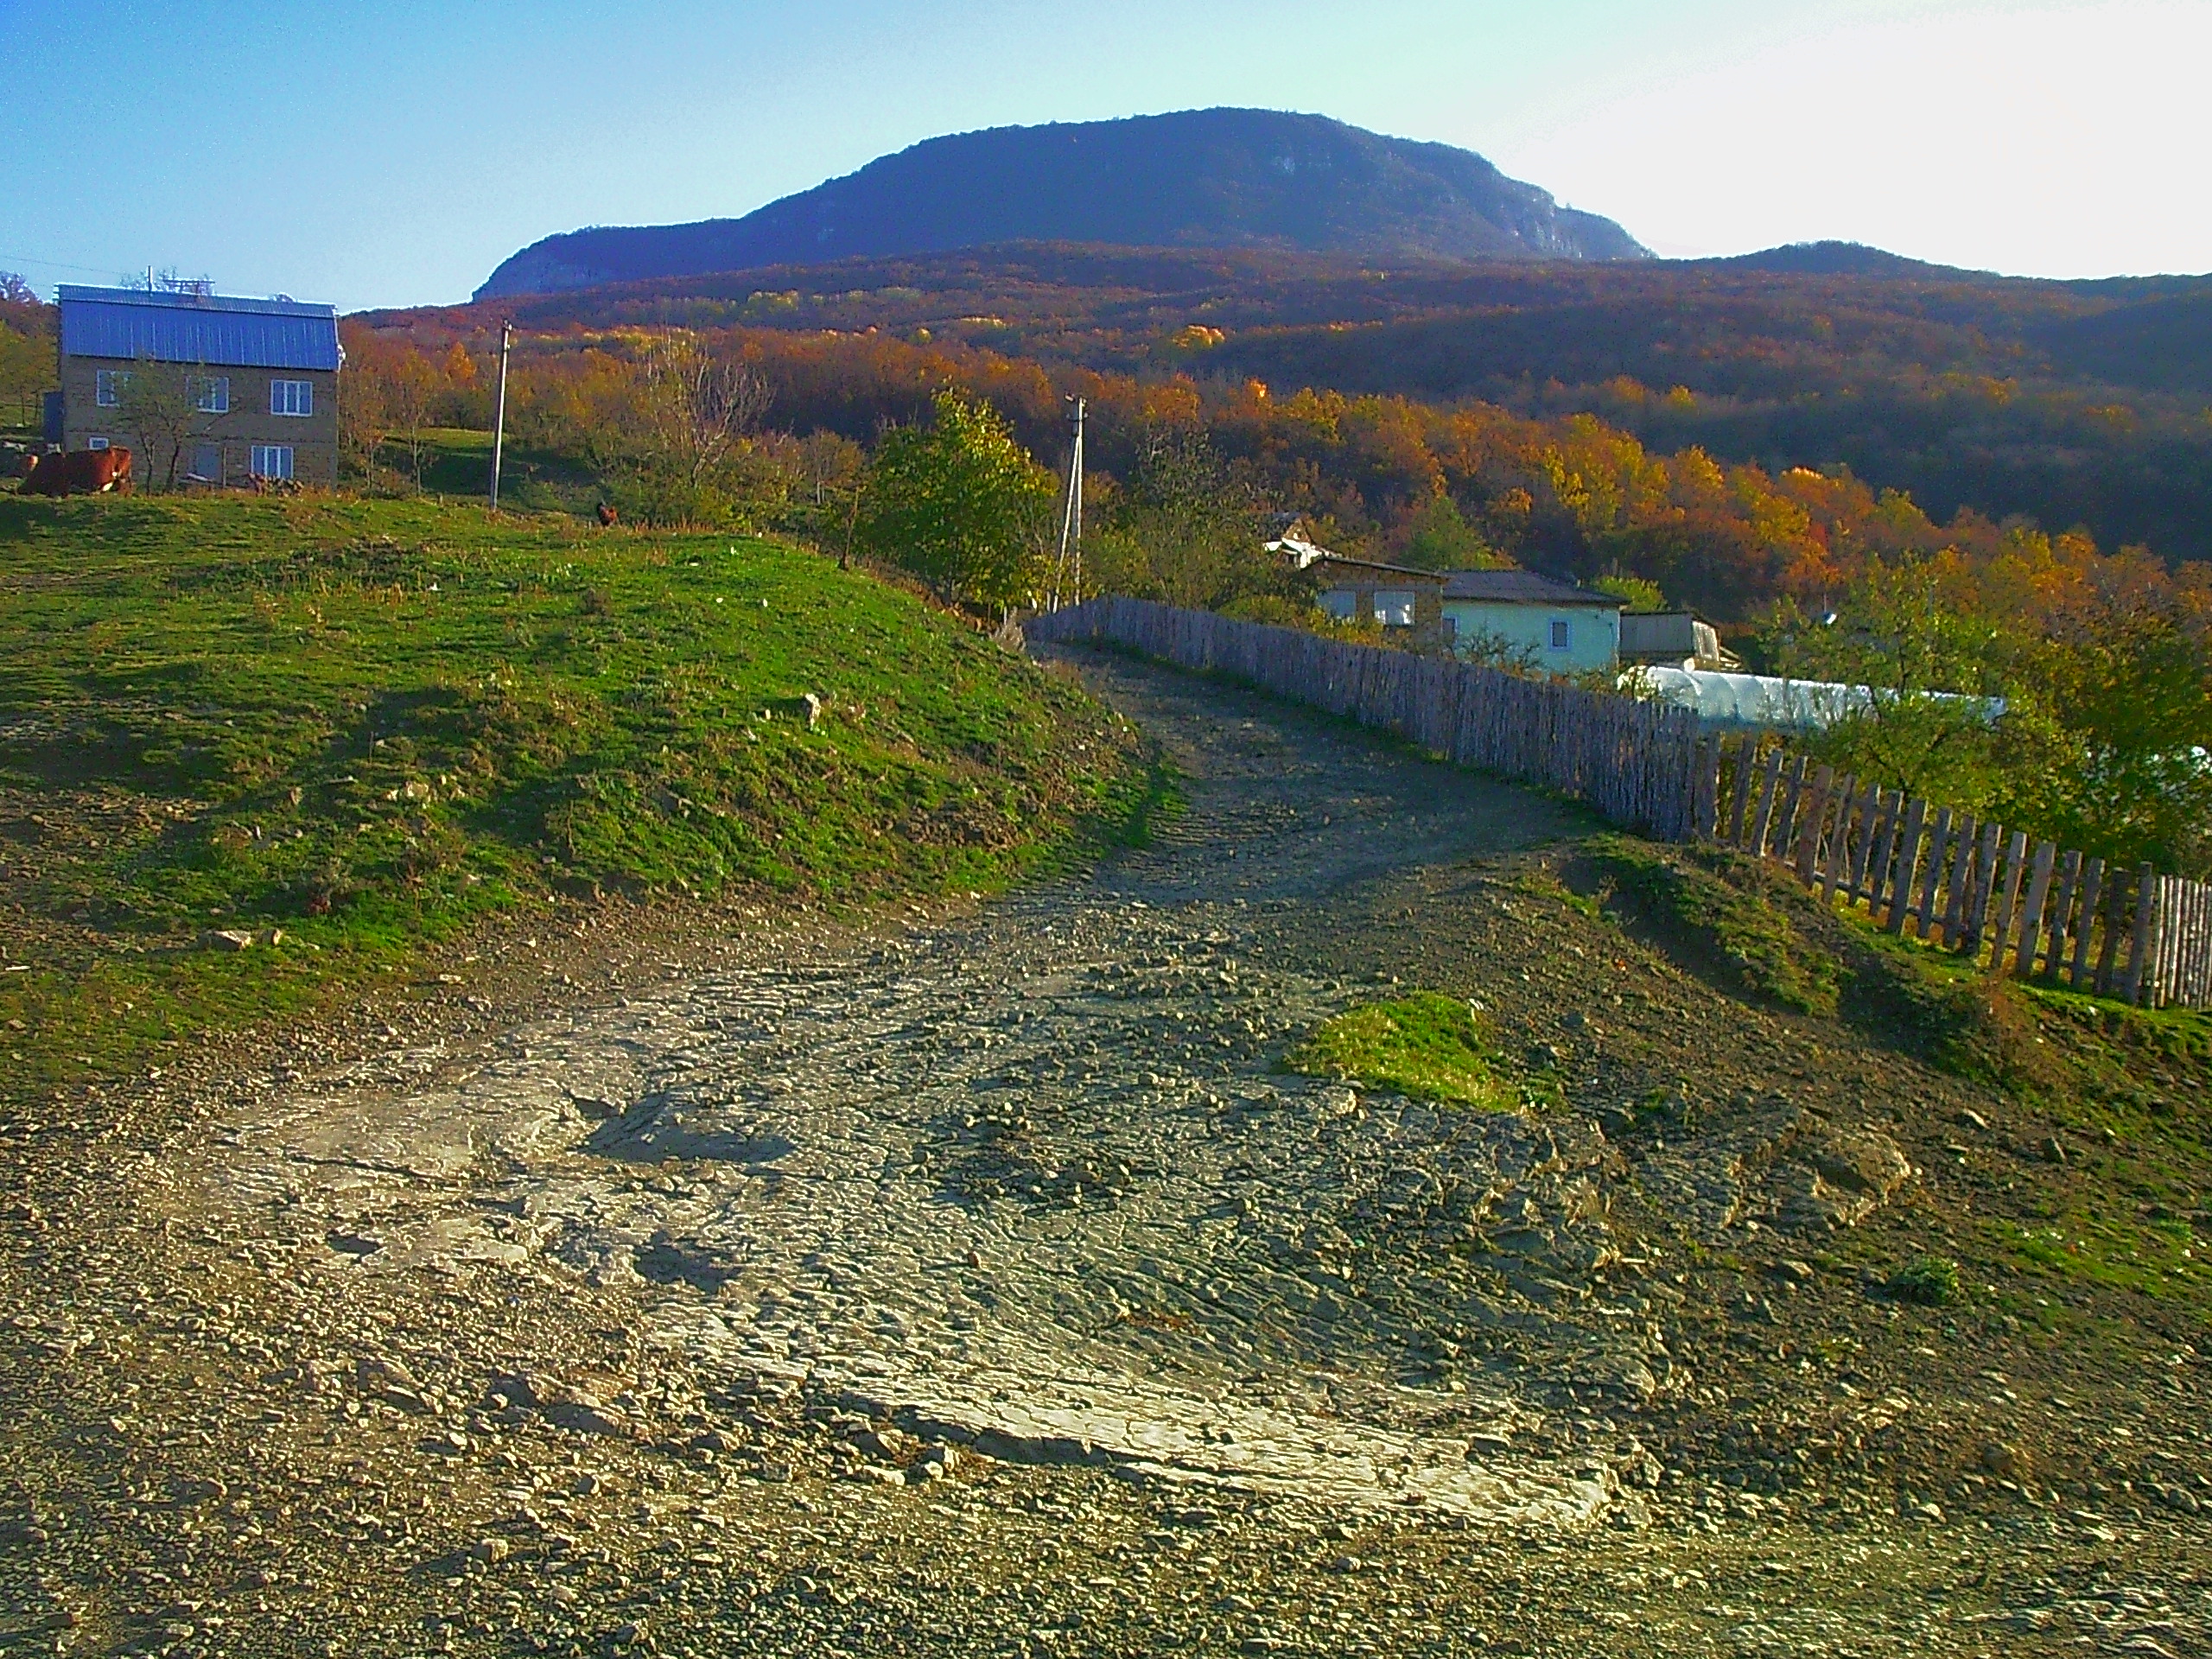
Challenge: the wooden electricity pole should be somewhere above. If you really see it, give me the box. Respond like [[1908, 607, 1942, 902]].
[[487, 320, 512, 512], [1054, 396, 1084, 609]]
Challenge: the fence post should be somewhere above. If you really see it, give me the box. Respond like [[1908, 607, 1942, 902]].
[[1821, 775, 1859, 903], [1942, 812, 1977, 944], [1694, 734, 1720, 841], [1726, 737, 1755, 845], [2095, 868, 2129, 995], [2069, 857, 2104, 989], [2044, 849, 2081, 978], [2012, 841, 2058, 978], [2122, 864, 2158, 1006], [1915, 807, 1953, 940], [1795, 764, 1834, 884], [1772, 754, 1808, 861], [1747, 749, 1785, 858], [1846, 779, 1881, 902], [1986, 830, 2031, 971], [1885, 798, 1927, 935], [1965, 821, 2001, 957]]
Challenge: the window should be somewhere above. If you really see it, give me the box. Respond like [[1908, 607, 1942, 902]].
[[94, 368, 130, 407], [1318, 590, 1357, 621], [86, 435, 110, 450], [188, 443, 223, 483], [188, 375, 230, 414], [1548, 618, 1571, 651], [249, 444, 294, 480], [270, 379, 313, 417], [1373, 589, 1416, 627]]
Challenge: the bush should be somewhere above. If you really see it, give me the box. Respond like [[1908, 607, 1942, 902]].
[[1886, 1255, 1961, 1306]]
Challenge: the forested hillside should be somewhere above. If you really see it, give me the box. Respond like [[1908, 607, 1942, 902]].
[[340, 243, 2212, 879], [391, 243, 2212, 566]]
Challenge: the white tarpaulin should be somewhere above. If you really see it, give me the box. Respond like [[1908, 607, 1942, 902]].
[[1633, 666, 2004, 733]]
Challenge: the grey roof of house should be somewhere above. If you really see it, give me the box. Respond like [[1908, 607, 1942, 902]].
[[1308, 554, 1445, 584], [1440, 569, 1619, 607], [59, 285, 341, 372]]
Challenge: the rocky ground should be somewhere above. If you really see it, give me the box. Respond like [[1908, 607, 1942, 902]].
[[1, 647, 2207, 1656]]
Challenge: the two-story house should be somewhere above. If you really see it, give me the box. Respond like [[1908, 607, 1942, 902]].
[[57, 284, 340, 486]]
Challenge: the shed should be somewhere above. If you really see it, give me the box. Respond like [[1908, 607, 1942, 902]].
[[1618, 610, 1739, 671], [1440, 569, 1622, 674]]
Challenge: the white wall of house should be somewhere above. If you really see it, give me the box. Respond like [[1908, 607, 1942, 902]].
[[1445, 601, 1620, 672]]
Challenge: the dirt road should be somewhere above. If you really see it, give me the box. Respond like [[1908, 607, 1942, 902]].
[[1, 648, 2204, 1656]]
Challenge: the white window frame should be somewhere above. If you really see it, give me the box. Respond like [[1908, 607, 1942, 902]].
[[87, 435, 111, 450], [1373, 589, 1417, 627], [95, 368, 130, 407], [1548, 618, 1572, 652], [249, 444, 295, 480], [189, 374, 230, 415], [270, 378, 313, 417]]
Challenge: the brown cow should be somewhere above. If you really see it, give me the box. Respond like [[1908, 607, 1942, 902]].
[[596, 501, 619, 527], [23, 448, 133, 497]]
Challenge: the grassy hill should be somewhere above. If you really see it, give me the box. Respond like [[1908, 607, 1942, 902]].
[[0, 491, 1144, 1100]]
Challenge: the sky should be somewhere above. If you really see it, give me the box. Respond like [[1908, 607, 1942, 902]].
[[1, 0, 2206, 311]]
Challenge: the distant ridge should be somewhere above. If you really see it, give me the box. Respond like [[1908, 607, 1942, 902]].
[[1707, 240, 1969, 278], [476, 108, 1650, 300]]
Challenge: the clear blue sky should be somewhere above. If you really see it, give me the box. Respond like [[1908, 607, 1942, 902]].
[[2, 0, 2204, 311]]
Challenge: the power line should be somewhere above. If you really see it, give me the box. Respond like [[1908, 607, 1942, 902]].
[[0, 252, 130, 278]]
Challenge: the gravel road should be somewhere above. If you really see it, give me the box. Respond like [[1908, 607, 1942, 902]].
[[1, 647, 2204, 1657]]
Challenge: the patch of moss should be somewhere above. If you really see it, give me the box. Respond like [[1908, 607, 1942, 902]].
[[1286, 991, 1515, 1109]]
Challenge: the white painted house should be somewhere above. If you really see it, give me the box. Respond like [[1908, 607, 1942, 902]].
[[1440, 570, 1623, 674]]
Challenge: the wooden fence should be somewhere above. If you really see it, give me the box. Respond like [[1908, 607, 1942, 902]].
[[1030, 597, 2212, 1009], [1029, 596, 1701, 840], [1694, 736, 2212, 1007]]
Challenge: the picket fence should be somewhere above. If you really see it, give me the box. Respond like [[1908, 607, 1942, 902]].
[[1028, 597, 2212, 1010], [1699, 738, 2212, 1008]]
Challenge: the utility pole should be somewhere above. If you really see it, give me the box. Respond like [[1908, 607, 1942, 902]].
[[487, 320, 513, 512], [1054, 396, 1084, 610]]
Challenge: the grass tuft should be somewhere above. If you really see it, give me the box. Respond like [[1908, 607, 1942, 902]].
[[1286, 991, 1515, 1109]]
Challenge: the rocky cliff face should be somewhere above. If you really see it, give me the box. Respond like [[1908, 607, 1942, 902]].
[[476, 108, 1649, 299]]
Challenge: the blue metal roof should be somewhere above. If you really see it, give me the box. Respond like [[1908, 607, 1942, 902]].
[[58, 285, 340, 372]]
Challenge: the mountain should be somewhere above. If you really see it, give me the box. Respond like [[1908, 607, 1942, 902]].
[[474, 108, 1650, 300]]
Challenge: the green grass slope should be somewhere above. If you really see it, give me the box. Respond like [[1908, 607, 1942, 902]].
[[0, 493, 1140, 1100]]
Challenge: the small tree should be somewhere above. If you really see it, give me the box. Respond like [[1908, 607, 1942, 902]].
[[859, 391, 1054, 611], [114, 359, 207, 489], [337, 355, 391, 477], [384, 347, 442, 487], [1592, 572, 1666, 612], [1395, 491, 1509, 572], [635, 335, 772, 489]]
